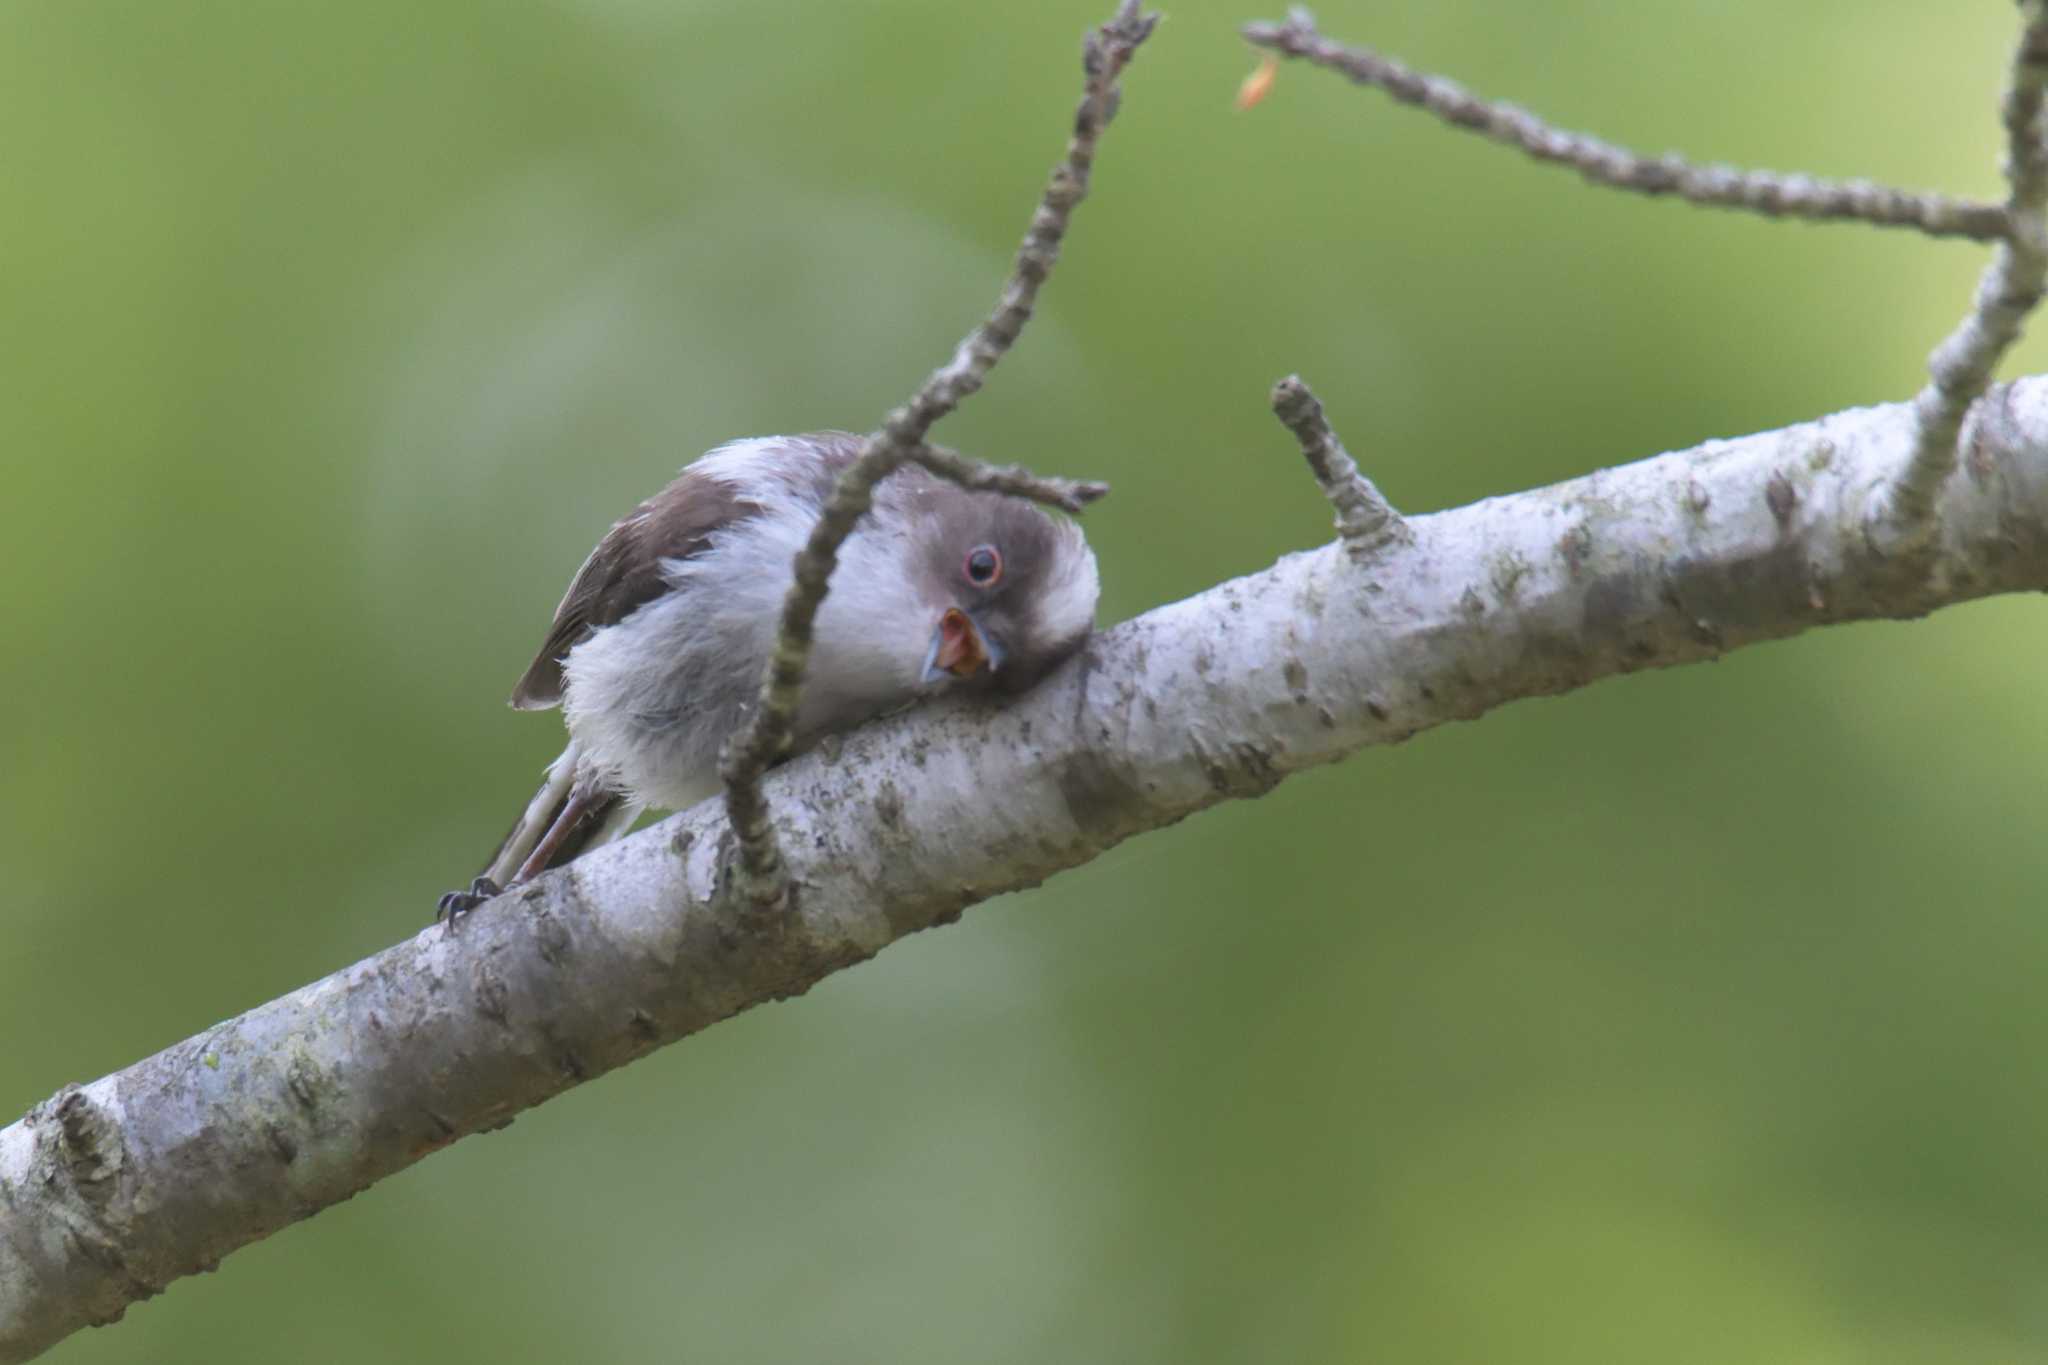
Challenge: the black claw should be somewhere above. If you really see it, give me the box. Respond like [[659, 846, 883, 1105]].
[[434, 876, 503, 927]]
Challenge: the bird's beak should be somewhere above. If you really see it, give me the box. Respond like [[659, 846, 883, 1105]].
[[922, 607, 1001, 684]]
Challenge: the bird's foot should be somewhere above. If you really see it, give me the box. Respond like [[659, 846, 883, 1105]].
[[435, 876, 502, 928]]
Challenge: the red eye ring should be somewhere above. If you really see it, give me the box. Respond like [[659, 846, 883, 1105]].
[[964, 544, 1002, 587]]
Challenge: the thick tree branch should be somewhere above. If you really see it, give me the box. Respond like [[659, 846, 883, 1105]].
[[718, 0, 1153, 908], [1241, 8, 2012, 243], [11, 375, 2048, 1361]]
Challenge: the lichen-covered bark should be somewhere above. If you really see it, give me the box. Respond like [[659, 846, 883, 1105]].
[[6, 379, 2048, 1362]]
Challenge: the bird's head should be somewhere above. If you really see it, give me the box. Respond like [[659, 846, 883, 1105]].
[[911, 487, 1100, 694]]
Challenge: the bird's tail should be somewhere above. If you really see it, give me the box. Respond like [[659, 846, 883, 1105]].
[[479, 740, 642, 890]]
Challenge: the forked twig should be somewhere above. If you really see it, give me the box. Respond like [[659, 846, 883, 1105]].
[[1886, 3, 2048, 538], [718, 0, 1156, 907]]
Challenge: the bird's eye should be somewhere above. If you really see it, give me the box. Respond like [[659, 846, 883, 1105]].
[[964, 544, 1002, 587]]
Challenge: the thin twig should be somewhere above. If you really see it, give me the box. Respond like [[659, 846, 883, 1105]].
[[1269, 375, 1406, 558], [718, 0, 1156, 908], [906, 444, 1109, 514], [1886, 3, 2048, 536], [1241, 9, 2011, 244]]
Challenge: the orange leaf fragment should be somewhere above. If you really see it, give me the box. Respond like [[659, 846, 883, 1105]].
[[1235, 55, 1279, 111]]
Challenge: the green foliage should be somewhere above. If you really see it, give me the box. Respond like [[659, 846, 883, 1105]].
[[4, 0, 2045, 1360]]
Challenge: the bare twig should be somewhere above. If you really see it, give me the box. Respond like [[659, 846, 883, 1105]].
[[1241, 9, 2011, 244], [718, 0, 1156, 908], [905, 444, 1110, 514], [1269, 375, 1406, 558], [1886, 3, 2048, 536]]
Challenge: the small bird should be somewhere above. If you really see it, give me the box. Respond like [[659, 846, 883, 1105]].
[[438, 432, 1102, 917]]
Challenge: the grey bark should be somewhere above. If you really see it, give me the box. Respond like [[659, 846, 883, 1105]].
[[7, 376, 2048, 1361]]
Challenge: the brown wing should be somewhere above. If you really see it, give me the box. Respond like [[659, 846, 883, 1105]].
[[509, 466, 762, 709]]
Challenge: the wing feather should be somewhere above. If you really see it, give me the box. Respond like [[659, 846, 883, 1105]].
[[508, 467, 762, 709]]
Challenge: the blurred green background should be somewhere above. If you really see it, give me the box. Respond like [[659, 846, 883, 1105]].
[[6, 0, 2048, 1360]]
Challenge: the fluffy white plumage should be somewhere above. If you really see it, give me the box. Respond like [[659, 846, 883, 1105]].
[[466, 434, 1100, 898], [564, 439, 977, 810]]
